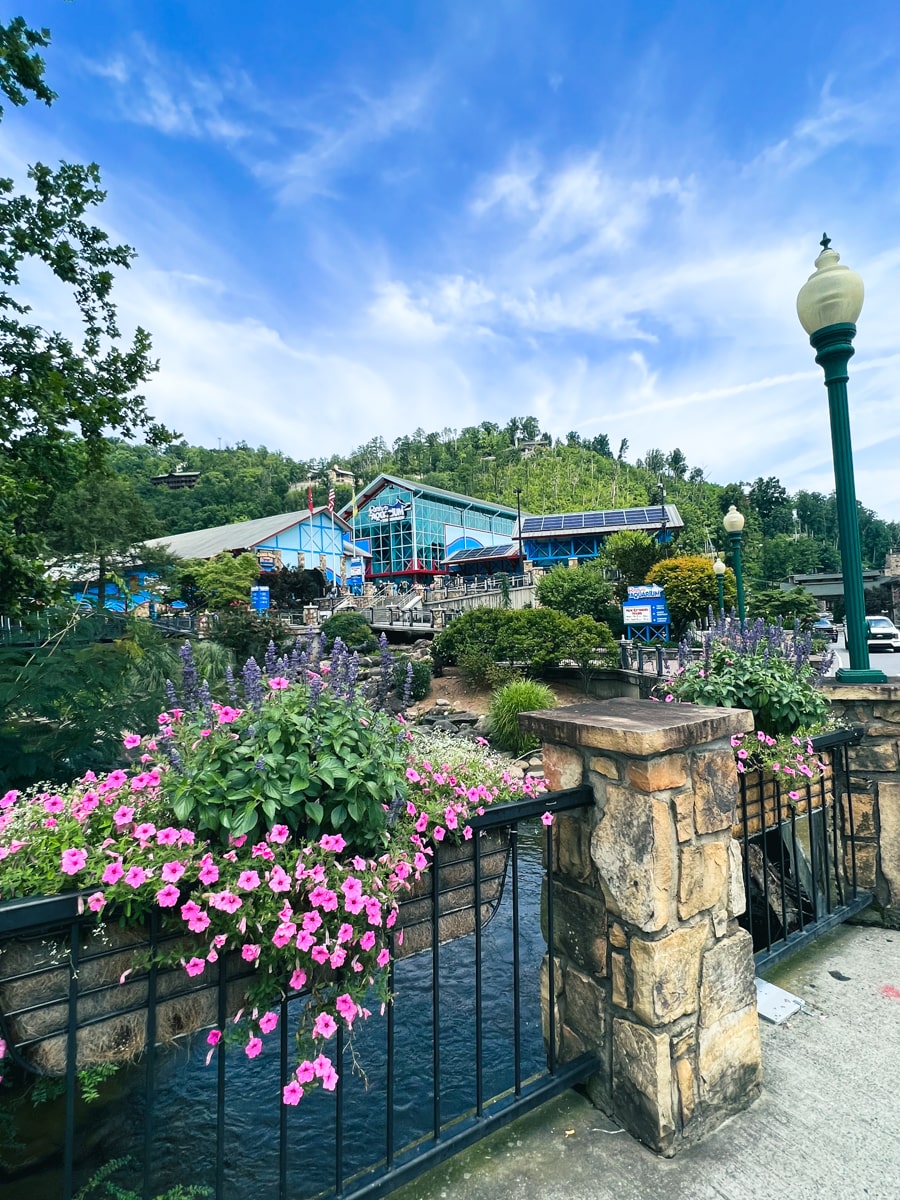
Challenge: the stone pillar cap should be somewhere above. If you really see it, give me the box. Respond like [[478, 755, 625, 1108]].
[[519, 697, 754, 756]]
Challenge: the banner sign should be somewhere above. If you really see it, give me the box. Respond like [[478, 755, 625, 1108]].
[[250, 586, 270, 612], [369, 499, 409, 523], [349, 557, 363, 578]]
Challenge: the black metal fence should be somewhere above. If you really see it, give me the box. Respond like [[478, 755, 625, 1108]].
[[0, 788, 596, 1200], [734, 727, 871, 971]]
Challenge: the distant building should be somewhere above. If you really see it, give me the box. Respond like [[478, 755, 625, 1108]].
[[516, 505, 683, 568], [144, 509, 369, 586], [340, 475, 519, 583]]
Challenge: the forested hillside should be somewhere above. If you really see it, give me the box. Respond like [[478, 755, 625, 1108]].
[[20, 418, 900, 591]]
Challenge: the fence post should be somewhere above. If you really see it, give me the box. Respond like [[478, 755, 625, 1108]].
[[520, 697, 760, 1156], [821, 683, 900, 926]]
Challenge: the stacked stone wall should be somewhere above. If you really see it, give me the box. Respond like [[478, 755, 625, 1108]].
[[821, 684, 900, 926]]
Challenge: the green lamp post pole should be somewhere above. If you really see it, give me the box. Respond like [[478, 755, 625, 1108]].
[[713, 555, 726, 618], [797, 236, 886, 683], [723, 506, 746, 622]]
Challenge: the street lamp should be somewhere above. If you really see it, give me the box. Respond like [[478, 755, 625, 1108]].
[[713, 555, 726, 617], [722, 505, 746, 622], [796, 234, 886, 682], [514, 487, 524, 570]]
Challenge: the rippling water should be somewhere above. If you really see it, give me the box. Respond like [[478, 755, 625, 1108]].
[[9, 828, 549, 1200]]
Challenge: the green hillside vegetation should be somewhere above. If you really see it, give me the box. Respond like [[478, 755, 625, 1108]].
[[9, 419, 900, 611]]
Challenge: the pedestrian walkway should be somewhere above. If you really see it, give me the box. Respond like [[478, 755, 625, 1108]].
[[391, 924, 900, 1200]]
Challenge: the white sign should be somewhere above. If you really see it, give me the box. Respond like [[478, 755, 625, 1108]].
[[369, 500, 409, 523], [622, 604, 652, 623]]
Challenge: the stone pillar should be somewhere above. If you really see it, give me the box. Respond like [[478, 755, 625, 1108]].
[[521, 697, 761, 1157], [821, 684, 900, 926]]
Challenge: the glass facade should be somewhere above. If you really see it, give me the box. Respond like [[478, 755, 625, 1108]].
[[350, 479, 517, 580]]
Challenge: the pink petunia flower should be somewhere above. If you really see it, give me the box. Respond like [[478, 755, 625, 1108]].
[[241, 944, 261, 962], [87, 891, 106, 913], [184, 957, 206, 977], [123, 734, 142, 749], [282, 1081, 303, 1105], [245, 1037, 263, 1059], [289, 968, 307, 991], [206, 1029, 222, 1046], [125, 866, 149, 888], [237, 870, 261, 891], [102, 861, 124, 885], [61, 847, 87, 875], [162, 860, 186, 883], [313, 1013, 337, 1039], [540, 812, 554, 826], [259, 1011, 278, 1034], [268, 824, 290, 844], [268, 676, 290, 690], [156, 884, 180, 908]]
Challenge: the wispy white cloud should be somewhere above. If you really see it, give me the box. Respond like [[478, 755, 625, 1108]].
[[258, 73, 435, 204]]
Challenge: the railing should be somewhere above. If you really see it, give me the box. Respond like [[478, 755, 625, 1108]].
[[734, 727, 870, 971], [617, 640, 675, 676], [0, 788, 596, 1200]]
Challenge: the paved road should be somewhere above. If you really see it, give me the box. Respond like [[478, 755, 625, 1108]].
[[826, 630, 900, 677]]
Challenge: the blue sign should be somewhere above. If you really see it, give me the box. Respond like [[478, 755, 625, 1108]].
[[623, 585, 670, 625], [250, 586, 270, 612]]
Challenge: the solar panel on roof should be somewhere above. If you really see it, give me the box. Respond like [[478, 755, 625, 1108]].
[[562, 514, 584, 529]]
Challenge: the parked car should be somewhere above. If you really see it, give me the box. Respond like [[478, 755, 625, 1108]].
[[865, 615, 900, 652], [812, 616, 838, 643]]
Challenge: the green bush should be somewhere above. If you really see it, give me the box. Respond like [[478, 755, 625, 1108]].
[[487, 679, 557, 756], [457, 650, 516, 689], [433, 607, 616, 678], [320, 610, 378, 653], [535, 562, 614, 621], [392, 656, 433, 702], [210, 607, 293, 664]]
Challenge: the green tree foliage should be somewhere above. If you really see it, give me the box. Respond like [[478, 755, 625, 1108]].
[[190, 553, 261, 611], [262, 566, 325, 610], [646, 555, 731, 636], [433, 607, 616, 678], [535, 562, 614, 621], [319, 611, 378, 653], [208, 608, 294, 664], [0, 17, 167, 616], [747, 586, 819, 628], [0, 612, 231, 789], [600, 530, 661, 600]]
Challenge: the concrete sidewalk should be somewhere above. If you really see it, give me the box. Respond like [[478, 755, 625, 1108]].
[[392, 925, 900, 1200]]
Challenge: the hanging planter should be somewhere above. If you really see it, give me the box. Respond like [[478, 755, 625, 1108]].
[[395, 829, 511, 958], [0, 907, 252, 1077]]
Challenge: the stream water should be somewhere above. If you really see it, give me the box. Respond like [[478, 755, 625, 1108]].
[[5, 828, 549, 1200]]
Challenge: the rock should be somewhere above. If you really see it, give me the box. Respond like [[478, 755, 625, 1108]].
[[629, 923, 707, 1025], [591, 785, 675, 932]]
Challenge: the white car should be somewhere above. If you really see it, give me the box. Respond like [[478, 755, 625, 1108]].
[[865, 615, 900, 652]]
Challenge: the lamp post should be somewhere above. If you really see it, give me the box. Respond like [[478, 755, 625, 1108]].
[[514, 487, 524, 571], [723, 506, 746, 622], [713, 555, 726, 617], [796, 235, 886, 682]]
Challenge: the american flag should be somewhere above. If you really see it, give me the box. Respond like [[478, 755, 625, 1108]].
[[328, 487, 335, 514]]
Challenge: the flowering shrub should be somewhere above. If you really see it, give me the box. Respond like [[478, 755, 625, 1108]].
[[0, 637, 547, 1106], [730, 729, 827, 789], [660, 614, 833, 737]]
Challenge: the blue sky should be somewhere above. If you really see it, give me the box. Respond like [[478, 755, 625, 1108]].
[[10, 1, 900, 515]]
